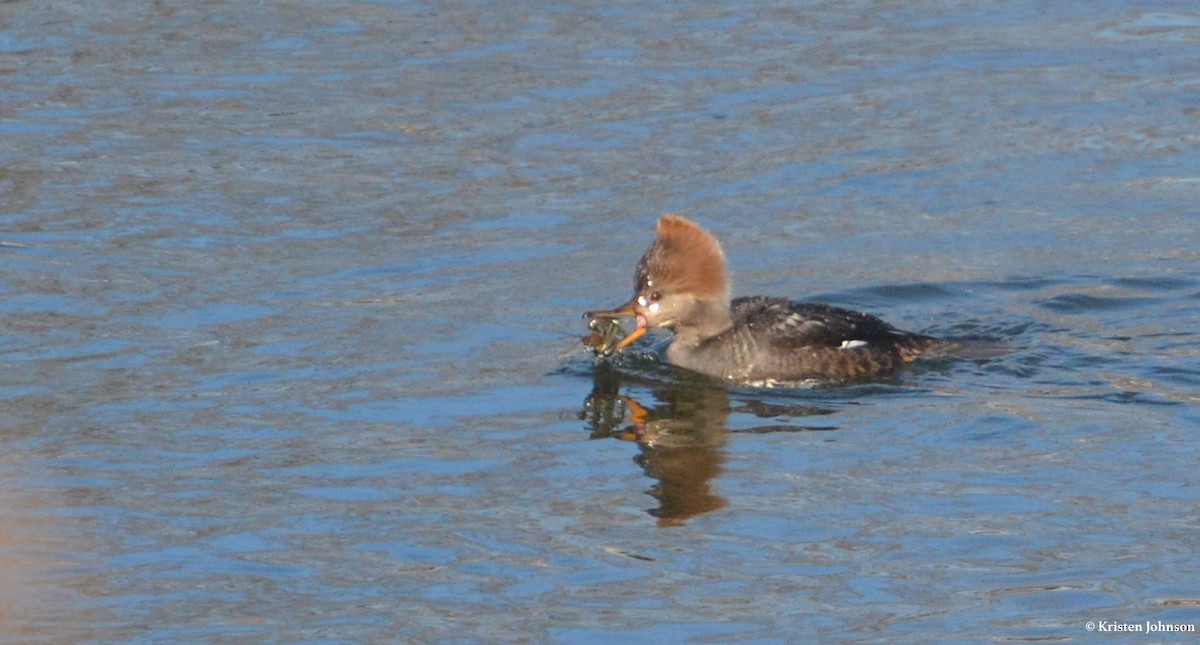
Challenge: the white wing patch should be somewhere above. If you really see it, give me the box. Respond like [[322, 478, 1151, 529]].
[[839, 339, 868, 349], [779, 312, 824, 334]]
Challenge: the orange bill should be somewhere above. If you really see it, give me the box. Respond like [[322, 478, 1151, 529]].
[[583, 301, 637, 319], [611, 325, 646, 352]]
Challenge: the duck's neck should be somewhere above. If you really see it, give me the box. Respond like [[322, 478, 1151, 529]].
[[672, 297, 733, 347]]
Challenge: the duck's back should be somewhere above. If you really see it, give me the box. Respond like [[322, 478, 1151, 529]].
[[671, 296, 939, 383]]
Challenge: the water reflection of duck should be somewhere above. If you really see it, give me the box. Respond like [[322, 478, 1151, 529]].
[[582, 363, 727, 527], [582, 362, 843, 526], [586, 215, 944, 386]]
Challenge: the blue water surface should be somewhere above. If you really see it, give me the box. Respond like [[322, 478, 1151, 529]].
[[2, 0, 1198, 642]]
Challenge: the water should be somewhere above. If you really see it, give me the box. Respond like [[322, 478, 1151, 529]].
[[3, 0, 1199, 642]]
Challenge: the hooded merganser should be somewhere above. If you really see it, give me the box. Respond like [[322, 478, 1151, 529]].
[[585, 214, 941, 384]]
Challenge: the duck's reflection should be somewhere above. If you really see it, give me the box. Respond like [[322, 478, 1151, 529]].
[[582, 363, 730, 526], [582, 362, 843, 526]]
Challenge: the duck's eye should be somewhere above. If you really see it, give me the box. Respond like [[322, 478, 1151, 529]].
[[636, 292, 661, 307]]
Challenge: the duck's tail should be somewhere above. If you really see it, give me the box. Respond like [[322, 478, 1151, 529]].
[[899, 333, 1010, 362]]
